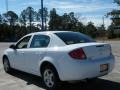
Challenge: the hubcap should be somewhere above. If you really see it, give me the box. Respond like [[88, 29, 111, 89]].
[[43, 69, 54, 88], [4, 59, 9, 71]]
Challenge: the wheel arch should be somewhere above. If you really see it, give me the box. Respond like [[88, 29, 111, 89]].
[[2, 55, 8, 62], [40, 61, 61, 80]]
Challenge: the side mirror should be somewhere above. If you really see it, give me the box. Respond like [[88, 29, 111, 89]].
[[9, 44, 16, 49]]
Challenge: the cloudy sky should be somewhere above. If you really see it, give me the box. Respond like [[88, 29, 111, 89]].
[[0, 0, 119, 27]]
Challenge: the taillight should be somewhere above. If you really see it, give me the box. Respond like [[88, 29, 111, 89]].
[[69, 48, 86, 60]]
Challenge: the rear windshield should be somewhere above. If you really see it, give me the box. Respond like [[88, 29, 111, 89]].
[[55, 32, 95, 45]]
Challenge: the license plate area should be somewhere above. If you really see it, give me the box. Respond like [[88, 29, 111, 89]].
[[100, 64, 108, 72]]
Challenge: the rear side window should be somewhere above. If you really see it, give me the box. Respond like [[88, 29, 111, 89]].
[[30, 35, 50, 48], [55, 32, 95, 45]]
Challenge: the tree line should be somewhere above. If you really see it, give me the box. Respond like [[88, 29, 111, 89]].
[[0, 0, 120, 42]]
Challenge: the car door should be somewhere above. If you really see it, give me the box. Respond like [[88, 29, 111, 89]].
[[23, 34, 50, 75], [11, 36, 31, 71]]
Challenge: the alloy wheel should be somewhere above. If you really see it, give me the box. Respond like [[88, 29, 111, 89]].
[[43, 69, 55, 88]]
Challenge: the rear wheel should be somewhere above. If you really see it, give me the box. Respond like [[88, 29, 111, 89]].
[[42, 65, 61, 90], [3, 57, 12, 73]]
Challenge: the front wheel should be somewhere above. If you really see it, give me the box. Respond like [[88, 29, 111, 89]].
[[42, 66, 61, 90], [3, 57, 12, 73]]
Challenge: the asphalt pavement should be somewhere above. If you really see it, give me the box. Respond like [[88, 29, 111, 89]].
[[0, 41, 120, 90]]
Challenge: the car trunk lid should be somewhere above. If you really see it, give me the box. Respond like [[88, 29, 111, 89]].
[[66, 43, 111, 60], [82, 43, 111, 60]]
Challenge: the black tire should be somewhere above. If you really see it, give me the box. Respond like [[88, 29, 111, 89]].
[[42, 65, 61, 90], [3, 57, 12, 73]]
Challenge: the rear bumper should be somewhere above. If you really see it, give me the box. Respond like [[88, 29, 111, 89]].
[[58, 56, 115, 81]]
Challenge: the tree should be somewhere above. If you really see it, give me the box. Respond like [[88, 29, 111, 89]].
[[3, 11, 18, 26], [61, 13, 70, 30], [107, 0, 120, 26], [36, 9, 41, 22], [97, 24, 106, 37], [19, 10, 27, 26], [25, 6, 35, 32], [106, 0, 120, 38], [43, 7, 49, 30], [49, 8, 61, 30], [86, 22, 97, 38], [37, 7, 49, 30], [107, 10, 120, 26], [76, 22, 86, 33], [49, 9, 80, 31], [61, 12, 78, 30], [114, 0, 120, 5], [0, 14, 2, 24], [67, 12, 78, 30], [107, 24, 116, 39]]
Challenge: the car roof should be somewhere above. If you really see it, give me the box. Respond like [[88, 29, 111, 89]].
[[27, 31, 73, 36]]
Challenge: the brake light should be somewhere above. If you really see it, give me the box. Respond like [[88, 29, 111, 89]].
[[69, 48, 86, 60]]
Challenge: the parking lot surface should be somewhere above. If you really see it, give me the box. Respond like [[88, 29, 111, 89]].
[[0, 41, 120, 90]]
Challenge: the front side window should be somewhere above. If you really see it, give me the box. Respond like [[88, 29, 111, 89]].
[[30, 35, 50, 48], [16, 36, 31, 49]]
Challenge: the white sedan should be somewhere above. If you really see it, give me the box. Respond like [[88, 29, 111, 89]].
[[3, 31, 115, 89]]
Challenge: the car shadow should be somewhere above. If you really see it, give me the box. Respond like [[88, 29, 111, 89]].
[[9, 70, 120, 90]]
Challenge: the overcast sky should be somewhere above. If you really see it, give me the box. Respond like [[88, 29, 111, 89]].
[[0, 0, 119, 27]]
